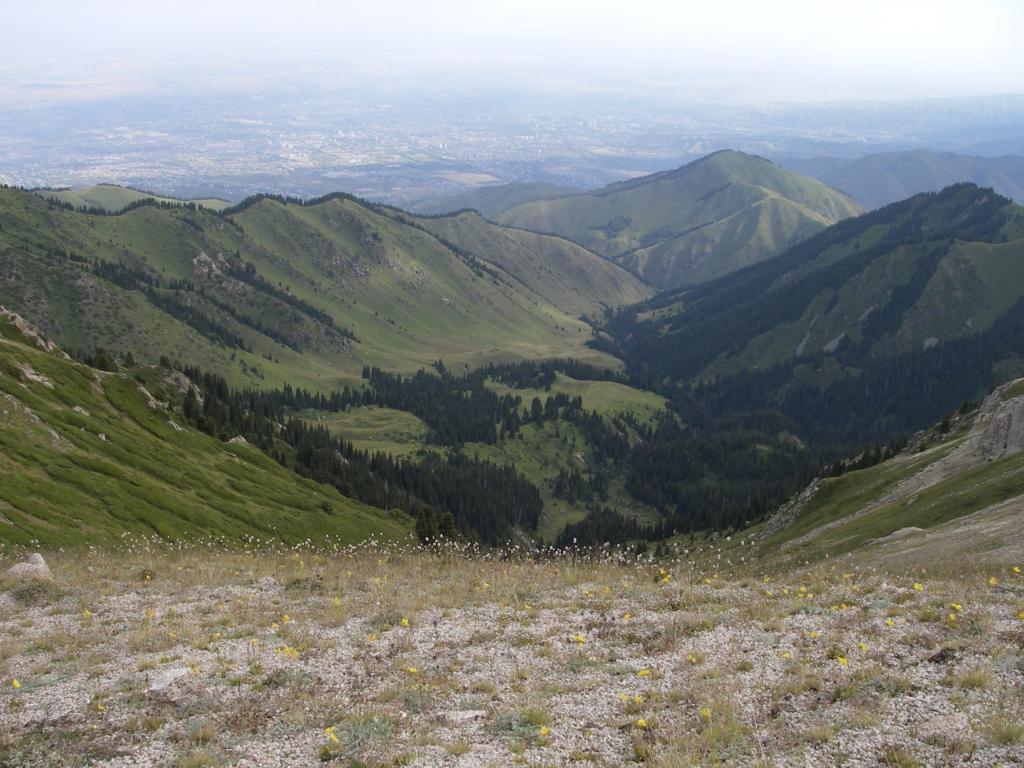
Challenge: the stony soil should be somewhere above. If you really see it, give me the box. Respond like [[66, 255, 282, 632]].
[[1, 545, 1022, 767]]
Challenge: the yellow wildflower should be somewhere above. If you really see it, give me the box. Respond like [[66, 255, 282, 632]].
[[539, 725, 550, 737], [858, 642, 868, 652], [405, 666, 419, 675], [367, 633, 378, 642], [573, 633, 586, 645], [400, 617, 410, 627], [619, 692, 629, 702], [332, 596, 342, 607], [782, 651, 792, 659], [687, 654, 699, 665], [836, 656, 849, 668], [1012, 566, 1021, 575], [622, 612, 633, 622], [11, 679, 20, 689], [82, 609, 92, 619], [1017, 610, 1024, 620], [989, 576, 999, 587], [325, 726, 339, 744], [885, 618, 895, 627], [913, 582, 924, 591], [950, 603, 963, 612], [637, 668, 652, 677], [635, 718, 648, 729], [699, 707, 712, 720]]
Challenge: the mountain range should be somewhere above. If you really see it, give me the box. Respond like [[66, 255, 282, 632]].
[[494, 150, 864, 288], [3, 149, 1024, 551], [783, 149, 1024, 209]]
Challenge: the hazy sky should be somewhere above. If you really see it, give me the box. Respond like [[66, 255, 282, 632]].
[[2, 0, 1023, 104]]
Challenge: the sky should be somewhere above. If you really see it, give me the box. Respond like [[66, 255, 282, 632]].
[[2, 0, 1023, 105]]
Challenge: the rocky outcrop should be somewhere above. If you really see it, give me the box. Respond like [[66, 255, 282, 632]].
[[5, 553, 52, 581]]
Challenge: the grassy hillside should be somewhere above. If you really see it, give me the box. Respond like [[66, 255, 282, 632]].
[[753, 378, 1024, 567], [0, 188, 620, 392], [412, 181, 577, 217], [601, 184, 1024, 398], [785, 149, 1024, 209], [496, 150, 863, 288], [0, 313, 410, 548], [36, 184, 230, 212], [410, 210, 652, 317]]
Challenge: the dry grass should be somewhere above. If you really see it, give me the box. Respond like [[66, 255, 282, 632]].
[[0, 541, 1022, 767]]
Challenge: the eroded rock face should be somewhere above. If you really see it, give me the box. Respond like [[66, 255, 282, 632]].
[[977, 391, 1024, 461], [5, 553, 52, 581]]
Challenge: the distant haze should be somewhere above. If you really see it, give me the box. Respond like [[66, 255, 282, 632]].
[[3, 0, 1023, 105]]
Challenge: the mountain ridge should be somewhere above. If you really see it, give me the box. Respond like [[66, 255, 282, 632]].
[[495, 150, 864, 288]]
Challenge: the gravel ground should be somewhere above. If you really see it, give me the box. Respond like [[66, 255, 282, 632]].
[[1, 546, 1022, 767]]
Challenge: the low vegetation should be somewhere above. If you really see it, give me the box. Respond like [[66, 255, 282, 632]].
[[1, 542, 1021, 766]]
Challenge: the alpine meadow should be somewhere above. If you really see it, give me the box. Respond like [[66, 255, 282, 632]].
[[2, 2, 1024, 766]]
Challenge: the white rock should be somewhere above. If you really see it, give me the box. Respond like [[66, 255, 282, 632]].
[[440, 709, 488, 724], [5, 553, 52, 581]]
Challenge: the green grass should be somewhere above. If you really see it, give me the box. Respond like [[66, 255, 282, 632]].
[[36, 184, 229, 213], [485, 372, 667, 422], [413, 211, 652, 317], [302, 407, 431, 458], [0, 322, 410, 548]]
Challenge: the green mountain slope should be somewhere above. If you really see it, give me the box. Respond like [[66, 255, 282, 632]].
[[753, 378, 1024, 567], [784, 149, 1024, 209], [412, 181, 577, 218], [36, 184, 230, 212], [408, 210, 653, 317], [496, 150, 863, 288], [0, 188, 619, 391], [598, 183, 1024, 448], [0, 311, 409, 548]]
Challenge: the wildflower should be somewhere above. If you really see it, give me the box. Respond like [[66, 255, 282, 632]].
[[913, 582, 924, 592], [405, 666, 419, 675], [1013, 566, 1021, 575], [325, 726, 339, 744], [282, 614, 291, 624], [145, 608, 156, 621], [1017, 610, 1024, 620], [622, 612, 633, 622], [635, 718, 648, 729], [633, 694, 644, 705], [988, 576, 998, 587], [619, 692, 629, 702], [539, 725, 550, 737], [950, 603, 963, 612], [11, 679, 20, 689], [660, 574, 671, 585], [367, 633, 378, 642], [809, 630, 821, 640], [637, 668, 652, 677], [948, 613, 958, 623], [400, 617, 410, 627], [858, 642, 868, 652], [836, 656, 849, 668], [573, 633, 586, 645], [270, 622, 279, 631], [687, 654, 699, 665], [81, 609, 92, 619], [699, 707, 712, 720], [885, 618, 896, 627], [332, 596, 342, 607], [799, 586, 807, 594], [782, 651, 792, 659]]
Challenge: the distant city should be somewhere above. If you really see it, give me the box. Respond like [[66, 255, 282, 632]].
[[3, 85, 1023, 208]]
